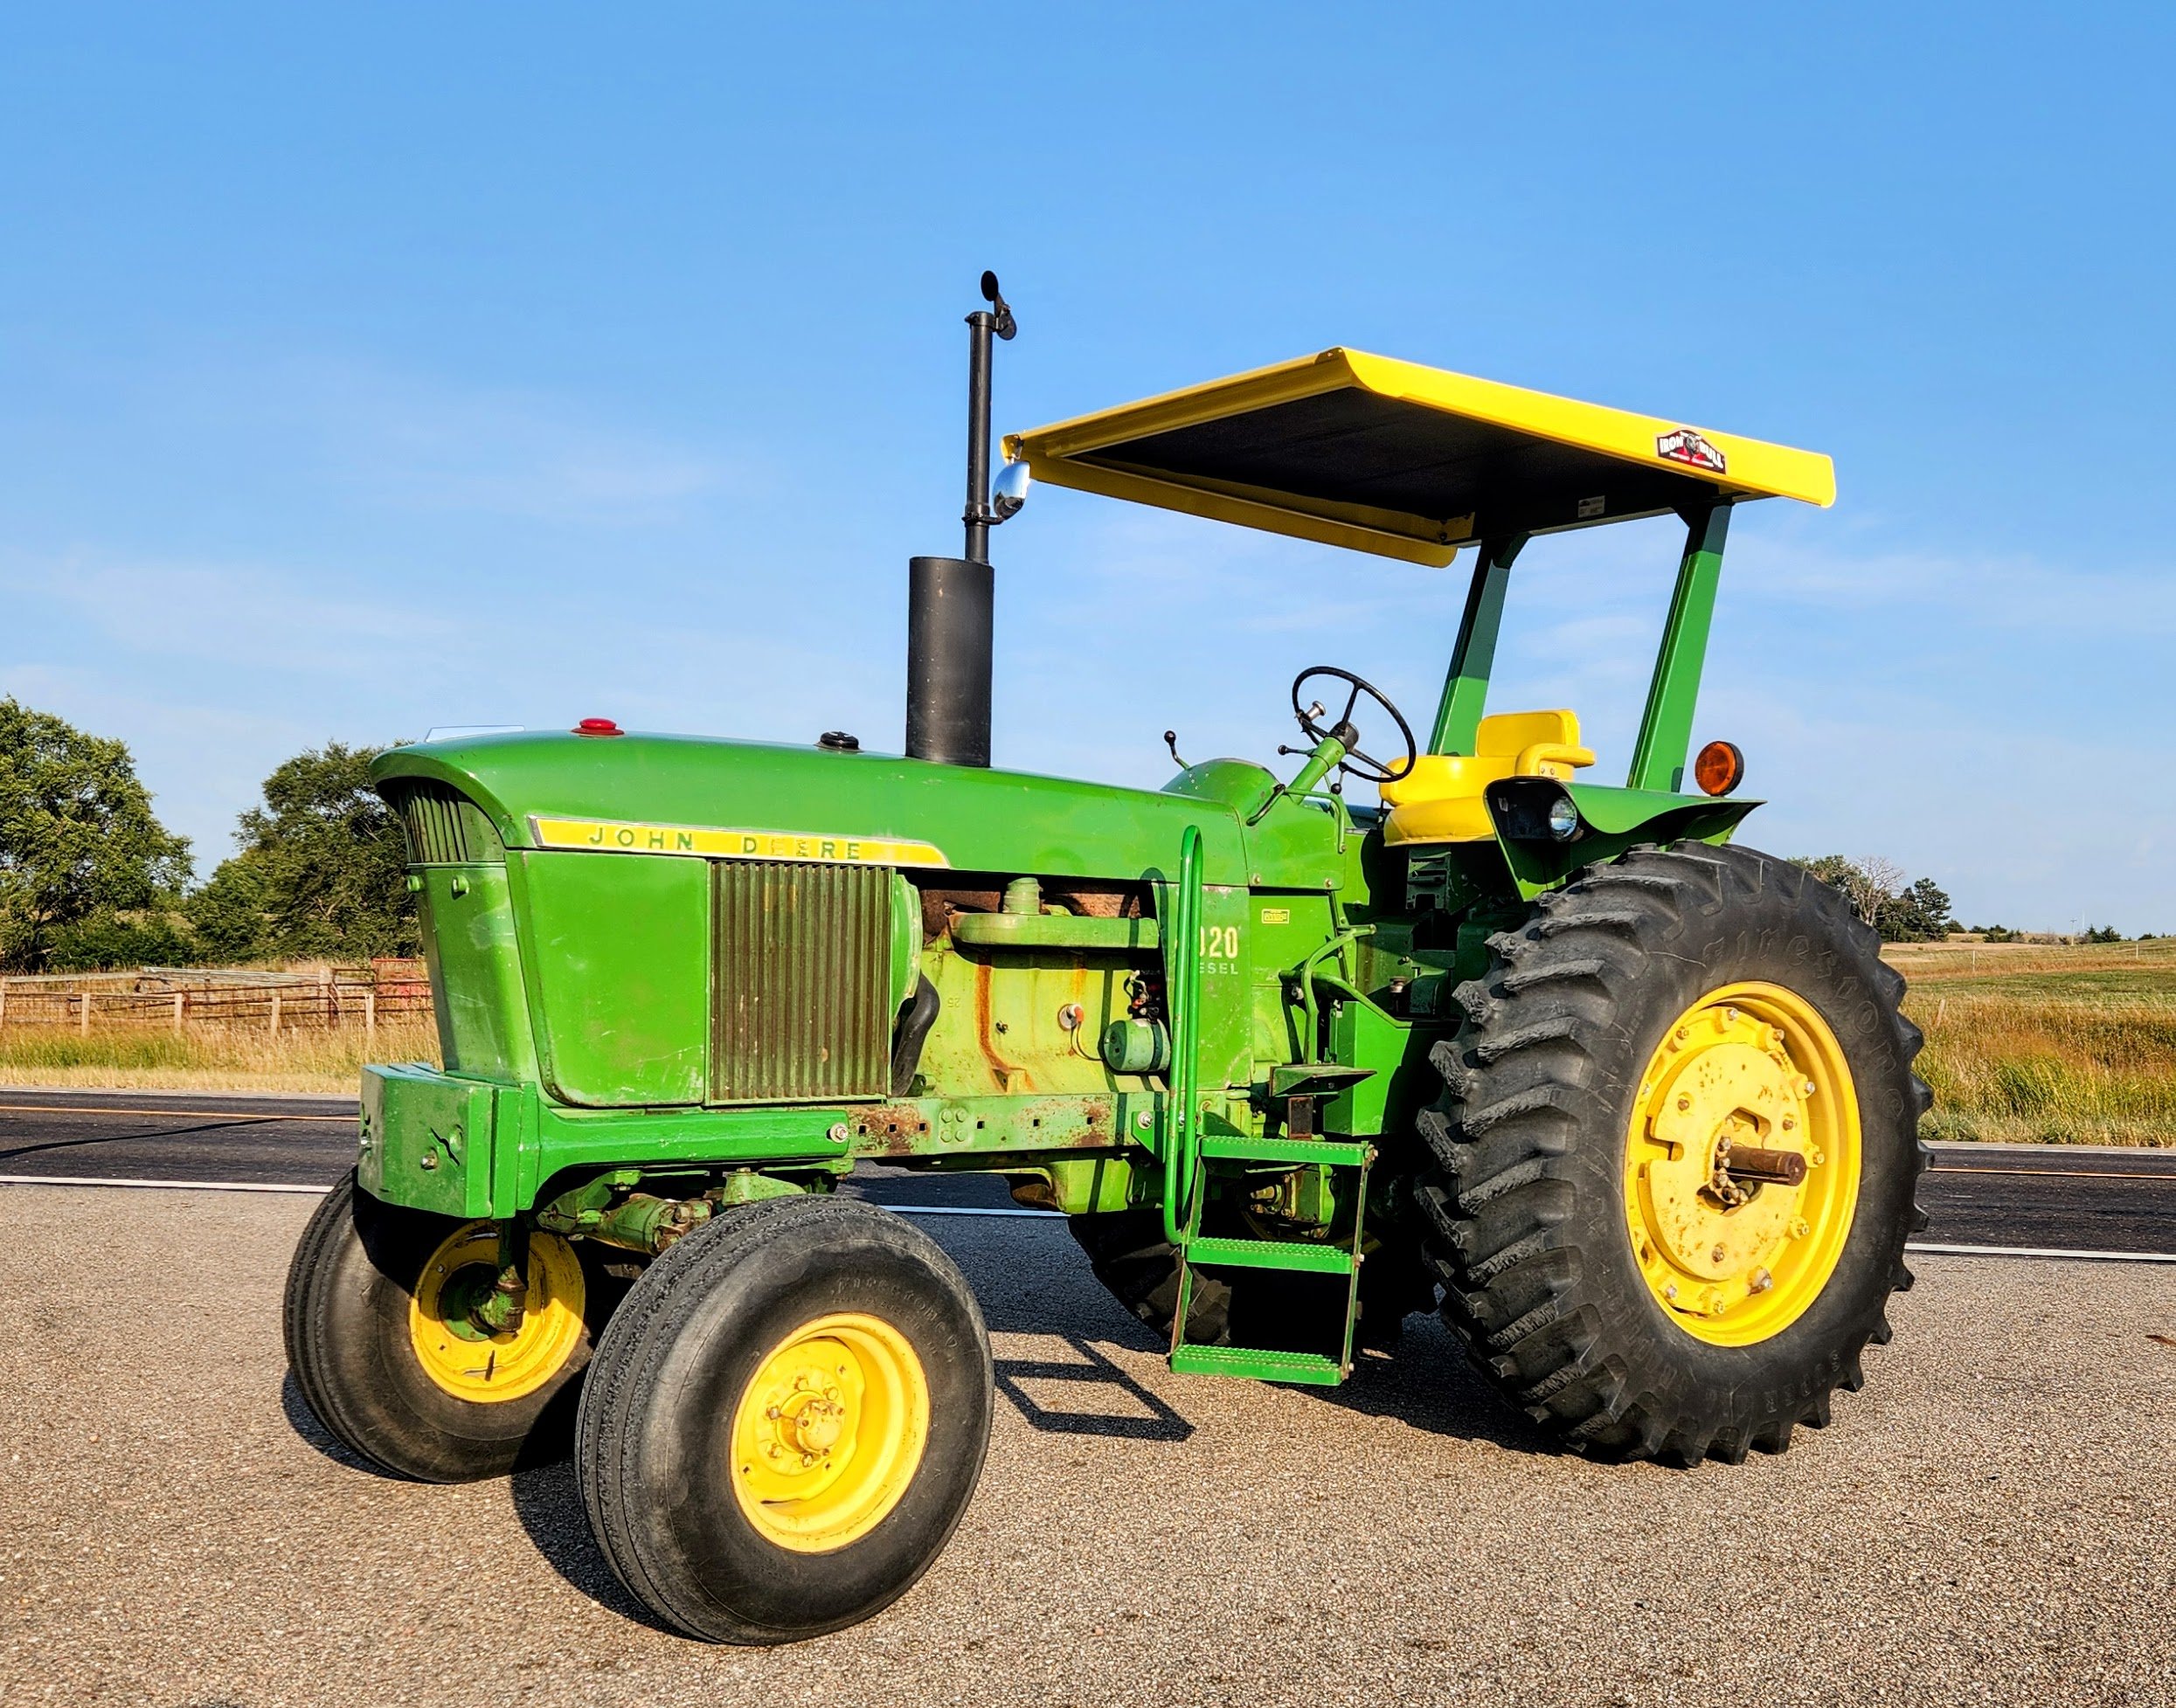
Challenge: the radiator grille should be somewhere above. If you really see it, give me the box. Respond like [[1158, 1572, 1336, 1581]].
[[712, 861, 891, 1103], [385, 781, 505, 865]]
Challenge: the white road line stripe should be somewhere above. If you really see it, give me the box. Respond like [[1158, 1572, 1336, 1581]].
[[0, 1173, 333, 1194], [1, 1178, 2167, 1262], [1906, 1240, 2176, 1264]]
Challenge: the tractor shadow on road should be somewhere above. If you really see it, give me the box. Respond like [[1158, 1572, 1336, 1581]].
[[506, 1463, 676, 1631], [1317, 1314, 1560, 1456], [279, 1373, 401, 1478]]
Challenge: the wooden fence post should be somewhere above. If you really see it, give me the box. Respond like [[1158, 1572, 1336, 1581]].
[[0, 979, 8, 1034], [364, 988, 377, 1046], [269, 990, 281, 1035], [173, 992, 185, 1034], [80, 990, 93, 1035]]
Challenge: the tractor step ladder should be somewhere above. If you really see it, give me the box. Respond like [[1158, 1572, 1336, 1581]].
[[1160, 826, 1373, 1387], [1168, 1132, 1376, 1386]]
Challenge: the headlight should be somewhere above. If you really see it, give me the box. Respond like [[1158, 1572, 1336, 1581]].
[[1546, 795, 1581, 841]]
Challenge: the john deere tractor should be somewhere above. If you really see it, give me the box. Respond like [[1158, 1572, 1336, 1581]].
[[286, 274, 1929, 1643]]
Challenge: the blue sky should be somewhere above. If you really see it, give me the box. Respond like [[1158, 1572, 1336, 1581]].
[[2, 5, 2170, 930]]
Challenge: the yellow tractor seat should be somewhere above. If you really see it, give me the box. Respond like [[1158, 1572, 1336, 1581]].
[[1379, 710, 1596, 845]]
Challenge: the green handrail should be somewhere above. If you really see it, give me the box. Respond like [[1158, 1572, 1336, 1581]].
[[1161, 824, 1204, 1248]]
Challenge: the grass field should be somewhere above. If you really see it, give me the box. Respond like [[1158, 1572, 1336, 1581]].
[[1, 942, 2168, 1144], [1889, 938, 2176, 1147], [0, 1020, 440, 1095]]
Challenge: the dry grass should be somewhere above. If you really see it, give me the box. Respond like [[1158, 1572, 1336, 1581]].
[[3, 939, 2167, 1143], [1888, 938, 2176, 1147], [0, 1021, 440, 1095]]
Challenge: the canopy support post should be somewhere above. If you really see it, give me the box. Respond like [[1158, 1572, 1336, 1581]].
[[1428, 535, 1525, 756], [1627, 503, 1731, 792]]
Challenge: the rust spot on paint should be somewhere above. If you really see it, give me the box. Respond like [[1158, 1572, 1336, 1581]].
[[848, 1103, 936, 1156], [972, 961, 1022, 1091]]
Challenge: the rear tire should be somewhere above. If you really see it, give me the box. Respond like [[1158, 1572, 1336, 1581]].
[[576, 1195, 994, 1644], [283, 1172, 609, 1481], [1413, 842, 1930, 1465]]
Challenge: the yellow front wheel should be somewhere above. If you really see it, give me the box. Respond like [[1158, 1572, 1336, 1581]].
[[409, 1222, 590, 1403], [576, 1197, 994, 1645], [283, 1174, 612, 1482], [1415, 844, 1930, 1469], [729, 1313, 931, 1552]]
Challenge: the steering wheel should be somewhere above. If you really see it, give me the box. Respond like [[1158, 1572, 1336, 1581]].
[[1291, 667, 1417, 785]]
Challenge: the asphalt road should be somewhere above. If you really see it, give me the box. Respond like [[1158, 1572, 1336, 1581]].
[[3, 1087, 2172, 1254], [3, 1186, 2172, 1708]]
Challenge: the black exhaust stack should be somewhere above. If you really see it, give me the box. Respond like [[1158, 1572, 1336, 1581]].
[[905, 272, 1016, 767]]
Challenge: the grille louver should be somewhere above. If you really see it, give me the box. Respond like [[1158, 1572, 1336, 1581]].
[[385, 781, 506, 865], [712, 861, 891, 1104]]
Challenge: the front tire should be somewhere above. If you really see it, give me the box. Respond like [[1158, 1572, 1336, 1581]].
[[576, 1195, 994, 1643], [283, 1172, 606, 1481], [1414, 843, 1930, 1465]]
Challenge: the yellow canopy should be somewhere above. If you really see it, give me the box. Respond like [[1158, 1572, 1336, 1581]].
[[1003, 348, 1835, 567]]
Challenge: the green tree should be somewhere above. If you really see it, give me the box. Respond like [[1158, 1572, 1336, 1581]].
[[1880, 876, 1954, 943], [0, 698, 193, 972], [191, 742, 416, 960]]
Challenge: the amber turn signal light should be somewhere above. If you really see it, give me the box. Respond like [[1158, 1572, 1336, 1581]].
[[1694, 740, 1743, 797]]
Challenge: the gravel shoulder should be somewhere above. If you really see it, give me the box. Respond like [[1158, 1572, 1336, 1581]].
[[3, 1187, 2172, 1708]]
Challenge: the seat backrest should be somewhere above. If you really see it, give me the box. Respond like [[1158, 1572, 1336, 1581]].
[[1378, 709, 1595, 845]]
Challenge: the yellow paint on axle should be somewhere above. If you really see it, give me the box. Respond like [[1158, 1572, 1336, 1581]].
[[1623, 982, 1861, 1346], [530, 816, 949, 868]]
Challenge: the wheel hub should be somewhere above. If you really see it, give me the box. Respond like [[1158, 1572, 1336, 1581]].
[[408, 1223, 586, 1401], [1625, 983, 1861, 1345], [730, 1313, 931, 1553]]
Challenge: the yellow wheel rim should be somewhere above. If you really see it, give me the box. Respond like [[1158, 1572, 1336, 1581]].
[[408, 1224, 587, 1402], [729, 1313, 930, 1554], [1623, 981, 1861, 1346]]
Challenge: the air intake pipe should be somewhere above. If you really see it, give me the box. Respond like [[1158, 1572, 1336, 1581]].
[[905, 271, 1022, 767]]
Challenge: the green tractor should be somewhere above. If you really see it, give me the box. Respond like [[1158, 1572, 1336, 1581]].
[[286, 274, 1929, 1643]]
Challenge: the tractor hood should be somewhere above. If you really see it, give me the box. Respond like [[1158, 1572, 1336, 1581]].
[[1004, 348, 1835, 566], [371, 730, 1254, 883]]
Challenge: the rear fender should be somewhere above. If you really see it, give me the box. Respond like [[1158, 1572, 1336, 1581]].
[[1485, 778, 1760, 897]]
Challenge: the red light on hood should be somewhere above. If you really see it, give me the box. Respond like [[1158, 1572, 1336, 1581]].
[[575, 717, 623, 737]]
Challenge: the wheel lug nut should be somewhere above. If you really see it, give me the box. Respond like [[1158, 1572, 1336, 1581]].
[[1676, 1096, 1691, 1112], [1791, 1218, 1810, 1239], [1750, 1269, 1774, 1293], [1711, 1243, 1726, 1263]]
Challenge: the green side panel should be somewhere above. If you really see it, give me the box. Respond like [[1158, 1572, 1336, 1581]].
[[1321, 996, 1438, 1136], [514, 851, 709, 1108], [712, 860, 891, 1104], [359, 1064, 497, 1219], [416, 866, 537, 1082], [1169, 1345, 1343, 1386], [1627, 504, 1729, 793]]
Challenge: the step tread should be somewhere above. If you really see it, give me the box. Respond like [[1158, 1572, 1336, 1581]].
[[1198, 1134, 1372, 1168], [1182, 1235, 1355, 1275], [1169, 1344, 1345, 1386]]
